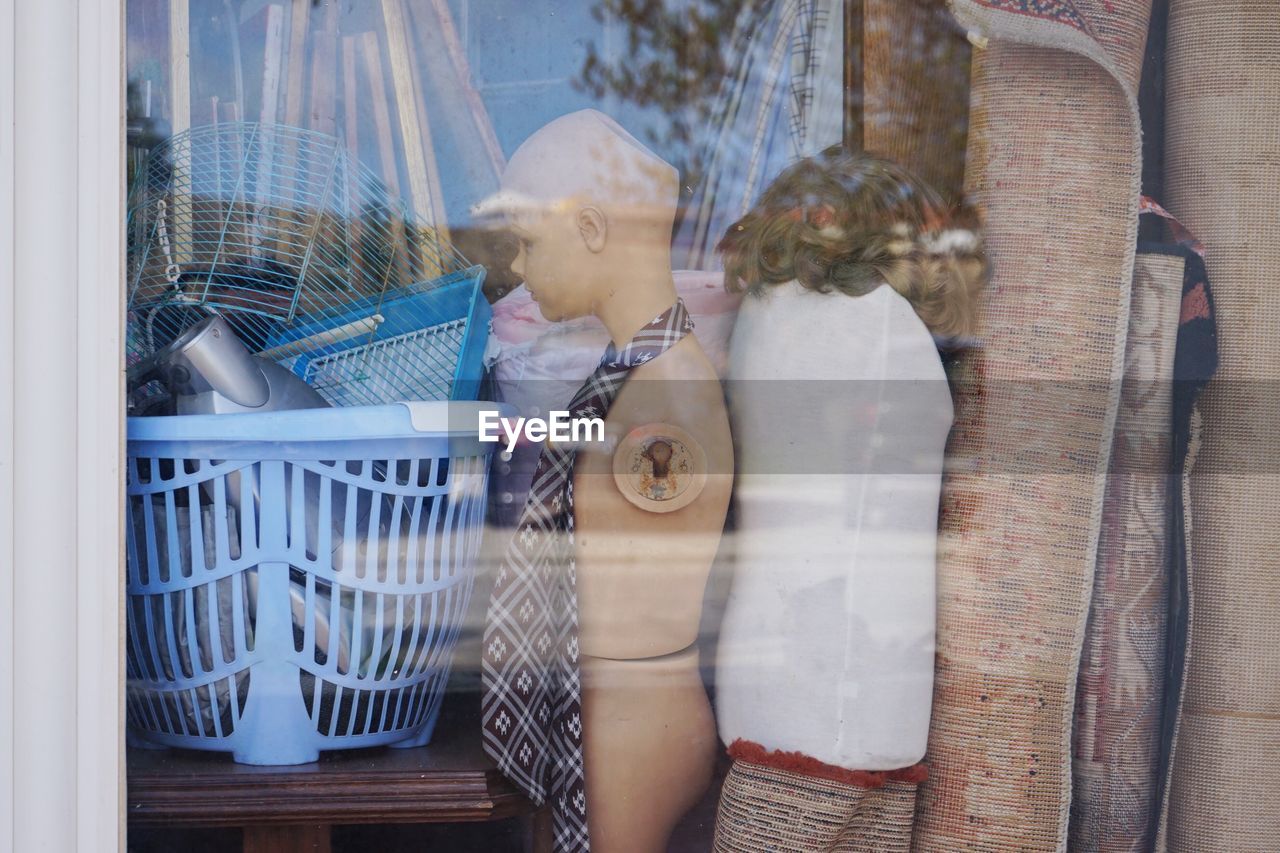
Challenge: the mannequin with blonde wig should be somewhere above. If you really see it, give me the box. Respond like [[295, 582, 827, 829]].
[[711, 147, 984, 848]]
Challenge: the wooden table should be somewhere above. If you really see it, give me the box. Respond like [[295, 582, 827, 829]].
[[127, 705, 538, 853]]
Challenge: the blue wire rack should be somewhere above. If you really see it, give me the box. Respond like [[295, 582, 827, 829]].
[[126, 122, 487, 404]]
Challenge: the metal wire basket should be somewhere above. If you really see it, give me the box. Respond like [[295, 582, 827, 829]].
[[126, 122, 487, 406]]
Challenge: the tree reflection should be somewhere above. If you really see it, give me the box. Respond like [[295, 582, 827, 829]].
[[576, 0, 971, 205], [575, 0, 746, 190]]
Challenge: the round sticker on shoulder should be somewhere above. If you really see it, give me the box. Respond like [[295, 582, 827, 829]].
[[612, 423, 707, 513]]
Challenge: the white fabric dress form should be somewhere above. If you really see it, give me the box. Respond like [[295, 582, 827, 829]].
[[715, 280, 953, 770]]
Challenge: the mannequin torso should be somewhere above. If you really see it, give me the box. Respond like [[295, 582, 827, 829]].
[[574, 329, 731, 850], [716, 280, 952, 770], [575, 333, 733, 659]]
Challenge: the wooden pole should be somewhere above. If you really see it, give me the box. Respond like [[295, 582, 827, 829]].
[[423, 0, 505, 175], [399, 4, 459, 277], [843, 0, 865, 152], [254, 3, 287, 258], [308, 0, 339, 136], [168, 0, 190, 135], [168, 0, 192, 264], [274, 0, 313, 257], [224, 0, 245, 122], [259, 3, 286, 126], [223, 100, 244, 238], [359, 32, 398, 195], [359, 30, 410, 290], [380, 0, 451, 264], [341, 35, 367, 290], [211, 96, 221, 197], [341, 37, 360, 160], [283, 0, 311, 127]]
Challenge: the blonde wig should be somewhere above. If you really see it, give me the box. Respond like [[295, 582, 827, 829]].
[[718, 147, 985, 341]]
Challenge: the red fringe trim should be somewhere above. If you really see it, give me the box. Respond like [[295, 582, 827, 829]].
[[726, 740, 929, 789]]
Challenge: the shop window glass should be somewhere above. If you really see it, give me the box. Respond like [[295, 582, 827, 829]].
[[123, 2, 1245, 852]]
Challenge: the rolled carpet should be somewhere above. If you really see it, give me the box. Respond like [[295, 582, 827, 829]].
[[911, 1, 1152, 849], [714, 744, 924, 853], [1159, 3, 1280, 850]]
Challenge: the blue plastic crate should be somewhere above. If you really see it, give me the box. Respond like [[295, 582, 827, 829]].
[[124, 401, 507, 765], [260, 266, 491, 406]]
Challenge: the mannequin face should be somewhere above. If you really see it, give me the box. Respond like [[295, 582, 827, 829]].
[[508, 207, 607, 322]]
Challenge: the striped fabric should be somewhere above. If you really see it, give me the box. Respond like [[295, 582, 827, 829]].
[[715, 757, 921, 852], [675, 0, 841, 269]]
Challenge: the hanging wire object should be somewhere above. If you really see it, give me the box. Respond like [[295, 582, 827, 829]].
[[126, 121, 489, 407]]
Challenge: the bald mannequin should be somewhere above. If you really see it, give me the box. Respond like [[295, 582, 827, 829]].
[[476, 111, 731, 851]]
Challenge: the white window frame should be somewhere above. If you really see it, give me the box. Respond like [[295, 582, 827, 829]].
[[1, 1, 125, 850]]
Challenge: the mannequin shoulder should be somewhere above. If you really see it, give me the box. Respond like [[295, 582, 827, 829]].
[[629, 334, 718, 383], [878, 288, 950, 382], [617, 337, 728, 433]]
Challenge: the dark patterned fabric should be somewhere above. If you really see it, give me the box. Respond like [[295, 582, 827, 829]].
[[1068, 196, 1199, 851], [481, 300, 695, 853], [1142, 199, 1217, 850], [973, 0, 1090, 32]]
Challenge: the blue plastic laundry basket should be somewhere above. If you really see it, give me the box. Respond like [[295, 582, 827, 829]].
[[124, 401, 508, 765]]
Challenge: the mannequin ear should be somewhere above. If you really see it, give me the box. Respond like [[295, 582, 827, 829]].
[[576, 206, 608, 253]]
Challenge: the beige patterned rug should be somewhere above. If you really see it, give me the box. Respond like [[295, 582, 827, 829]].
[[912, 2, 1152, 849]]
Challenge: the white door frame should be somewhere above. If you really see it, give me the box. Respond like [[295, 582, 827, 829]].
[[0, 0, 14, 842], [2, 0, 125, 850]]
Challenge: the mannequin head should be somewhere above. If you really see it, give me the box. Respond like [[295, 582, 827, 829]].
[[474, 110, 679, 324], [503, 204, 608, 323]]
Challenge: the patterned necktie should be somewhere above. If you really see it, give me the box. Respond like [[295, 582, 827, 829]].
[[481, 299, 695, 853]]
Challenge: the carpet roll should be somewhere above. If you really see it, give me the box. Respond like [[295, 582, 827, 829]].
[[714, 758, 920, 853], [912, 1, 1151, 849], [1160, 3, 1280, 850]]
